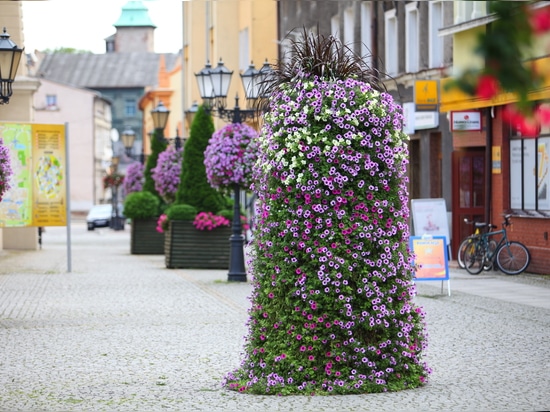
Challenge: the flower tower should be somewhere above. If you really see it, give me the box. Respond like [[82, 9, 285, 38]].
[[224, 32, 430, 394], [0, 138, 12, 202]]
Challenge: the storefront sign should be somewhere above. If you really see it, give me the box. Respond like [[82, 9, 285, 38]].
[[415, 80, 439, 112], [451, 111, 482, 131], [415, 111, 439, 130], [492, 146, 502, 174]]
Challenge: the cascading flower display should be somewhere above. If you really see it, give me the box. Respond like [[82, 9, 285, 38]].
[[204, 123, 259, 193], [123, 162, 144, 195], [224, 32, 430, 395], [0, 138, 13, 202], [151, 147, 183, 204]]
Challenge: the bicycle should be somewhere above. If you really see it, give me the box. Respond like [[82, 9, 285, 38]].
[[463, 214, 530, 275], [457, 218, 497, 269]]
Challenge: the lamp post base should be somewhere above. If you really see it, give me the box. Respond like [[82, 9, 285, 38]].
[[227, 183, 247, 282]]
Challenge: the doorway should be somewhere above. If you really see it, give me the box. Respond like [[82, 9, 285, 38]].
[[452, 149, 486, 257]]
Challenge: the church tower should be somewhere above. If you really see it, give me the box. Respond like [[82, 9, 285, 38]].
[[106, 0, 156, 53]]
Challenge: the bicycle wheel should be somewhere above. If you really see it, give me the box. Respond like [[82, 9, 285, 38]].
[[496, 241, 530, 275], [483, 239, 498, 271], [464, 240, 484, 275], [457, 237, 472, 269]]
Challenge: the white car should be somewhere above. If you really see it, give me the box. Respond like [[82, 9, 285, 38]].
[[86, 204, 121, 230]]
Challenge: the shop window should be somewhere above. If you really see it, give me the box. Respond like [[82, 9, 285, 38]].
[[510, 136, 550, 212]]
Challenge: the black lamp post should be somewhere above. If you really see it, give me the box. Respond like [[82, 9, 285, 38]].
[[194, 58, 271, 282], [121, 126, 136, 158], [110, 156, 124, 230], [0, 27, 24, 104]]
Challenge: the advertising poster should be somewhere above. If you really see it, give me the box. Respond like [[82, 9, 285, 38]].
[[0, 123, 66, 227], [411, 198, 450, 245], [410, 236, 449, 281]]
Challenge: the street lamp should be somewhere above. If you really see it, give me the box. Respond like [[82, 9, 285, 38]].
[[151, 101, 170, 135], [0, 27, 24, 104], [121, 126, 136, 157], [194, 58, 272, 282], [150, 101, 182, 149]]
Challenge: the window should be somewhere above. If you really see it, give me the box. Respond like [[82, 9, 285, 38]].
[[360, 2, 373, 68], [331, 14, 340, 39], [46, 94, 57, 109], [125, 99, 136, 117], [429, 1, 444, 68], [510, 134, 550, 212], [344, 6, 355, 54], [405, 2, 419, 73], [455, 1, 488, 24], [384, 8, 398, 77], [239, 28, 249, 73]]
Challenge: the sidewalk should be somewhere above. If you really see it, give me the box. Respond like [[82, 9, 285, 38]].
[[0, 223, 549, 411]]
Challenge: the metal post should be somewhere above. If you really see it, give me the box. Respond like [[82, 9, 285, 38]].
[[228, 182, 246, 281], [227, 101, 247, 281]]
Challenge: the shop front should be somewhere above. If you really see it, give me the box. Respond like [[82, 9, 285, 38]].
[[440, 59, 550, 274]]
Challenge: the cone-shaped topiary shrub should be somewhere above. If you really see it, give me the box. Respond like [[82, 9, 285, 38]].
[[143, 128, 168, 202], [175, 104, 228, 213], [224, 30, 430, 395]]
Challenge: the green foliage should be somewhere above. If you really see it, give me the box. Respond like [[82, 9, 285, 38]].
[[143, 129, 168, 201], [165, 203, 198, 221], [216, 209, 233, 220], [123, 191, 160, 219], [175, 105, 228, 212]]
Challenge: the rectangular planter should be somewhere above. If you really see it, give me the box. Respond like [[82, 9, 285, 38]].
[[130, 218, 165, 255], [165, 220, 231, 269]]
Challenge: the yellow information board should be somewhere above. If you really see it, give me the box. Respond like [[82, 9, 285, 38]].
[[0, 123, 67, 227]]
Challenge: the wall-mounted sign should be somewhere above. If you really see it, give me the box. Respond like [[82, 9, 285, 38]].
[[451, 111, 482, 131], [415, 80, 439, 112], [415, 111, 439, 130], [402, 102, 415, 135]]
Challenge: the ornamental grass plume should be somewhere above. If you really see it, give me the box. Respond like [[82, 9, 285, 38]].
[[151, 146, 183, 204], [224, 29, 430, 395], [0, 138, 12, 201]]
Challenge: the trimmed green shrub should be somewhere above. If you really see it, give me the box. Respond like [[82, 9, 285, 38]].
[[143, 128, 168, 202], [123, 191, 160, 220], [165, 203, 198, 221], [175, 105, 228, 213]]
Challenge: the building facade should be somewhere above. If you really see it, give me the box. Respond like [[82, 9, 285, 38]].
[[440, 1, 550, 274]]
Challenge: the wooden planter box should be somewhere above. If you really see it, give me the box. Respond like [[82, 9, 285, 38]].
[[130, 218, 165, 255], [165, 220, 231, 269]]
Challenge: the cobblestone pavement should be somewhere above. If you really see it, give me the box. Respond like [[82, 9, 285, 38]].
[[0, 223, 549, 412]]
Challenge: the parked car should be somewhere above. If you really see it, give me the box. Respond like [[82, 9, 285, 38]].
[[86, 204, 123, 230]]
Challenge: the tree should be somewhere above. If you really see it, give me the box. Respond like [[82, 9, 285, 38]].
[[143, 128, 168, 203], [175, 104, 228, 213]]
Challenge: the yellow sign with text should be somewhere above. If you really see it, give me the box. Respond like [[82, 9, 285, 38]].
[[415, 80, 439, 111]]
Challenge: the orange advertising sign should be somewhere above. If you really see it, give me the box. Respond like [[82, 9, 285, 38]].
[[410, 236, 449, 281]]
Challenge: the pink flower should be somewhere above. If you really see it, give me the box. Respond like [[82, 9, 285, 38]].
[[530, 8, 550, 34], [475, 74, 499, 99]]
